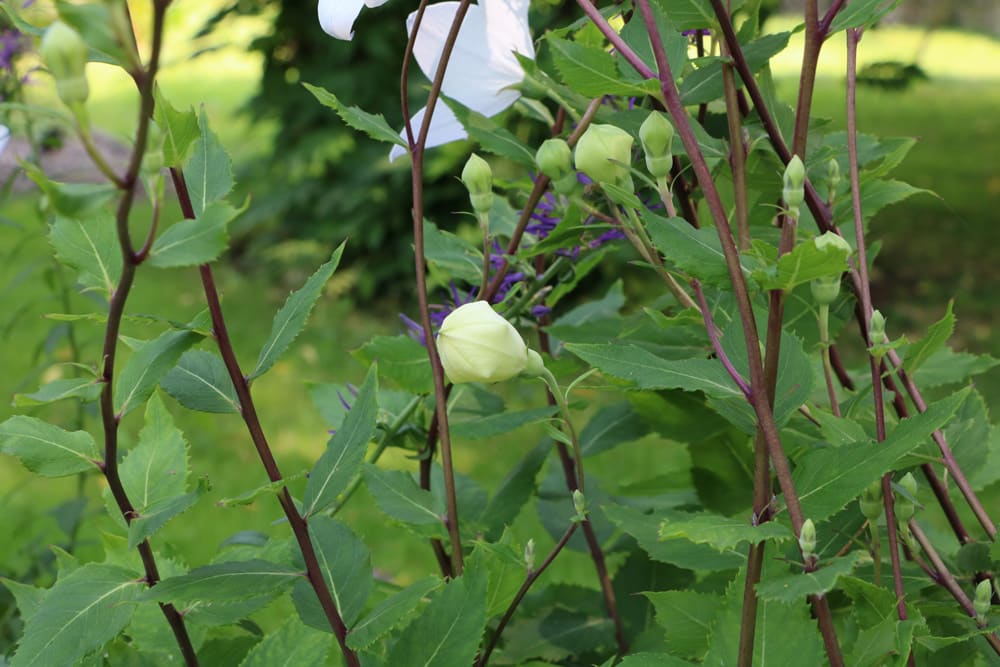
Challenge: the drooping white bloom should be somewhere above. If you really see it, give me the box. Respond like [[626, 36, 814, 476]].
[[389, 0, 534, 161], [318, 0, 391, 41], [0, 126, 9, 155]]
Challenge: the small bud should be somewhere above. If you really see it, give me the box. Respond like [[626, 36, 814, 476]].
[[41, 21, 90, 106], [461, 153, 493, 214], [894, 473, 918, 523], [536, 138, 578, 195], [574, 124, 634, 191], [860, 480, 883, 521], [572, 489, 587, 520], [826, 158, 841, 202], [782, 155, 805, 218], [974, 579, 993, 622], [437, 301, 530, 384], [868, 310, 888, 347], [638, 111, 674, 178], [524, 539, 536, 571], [810, 276, 841, 307], [814, 231, 852, 256], [799, 518, 817, 560]]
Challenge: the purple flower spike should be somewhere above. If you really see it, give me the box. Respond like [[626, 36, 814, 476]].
[[530, 304, 552, 319]]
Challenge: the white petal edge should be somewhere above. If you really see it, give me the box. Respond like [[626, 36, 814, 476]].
[[388, 103, 468, 163], [0, 125, 9, 156], [318, 0, 368, 41]]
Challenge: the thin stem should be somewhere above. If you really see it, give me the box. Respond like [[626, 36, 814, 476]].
[[791, 0, 821, 157], [691, 280, 751, 398], [720, 57, 749, 250], [475, 523, 579, 667], [72, 105, 126, 189], [169, 169, 359, 667]]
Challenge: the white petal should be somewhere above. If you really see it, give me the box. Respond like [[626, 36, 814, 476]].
[[388, 103, 468, 163], [318, 0, 368, 41], [365, 0, 390, 6], [0, 125, 9, 156]]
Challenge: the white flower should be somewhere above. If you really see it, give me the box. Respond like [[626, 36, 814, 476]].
[[437, 301, 531, 383], [318, 0, 391, 41], [0, 126, 9, 155], [388, 0, 534, 162]]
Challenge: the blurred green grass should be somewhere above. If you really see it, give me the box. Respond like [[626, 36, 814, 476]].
[[2, 15, 999, 648]]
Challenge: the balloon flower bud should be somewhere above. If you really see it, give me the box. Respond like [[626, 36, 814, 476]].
[[974, 579, 993, 623], [536, 138, 577, 195], [639, 111, 675, 178], [869, 310, 888, 347], [799, 518, 817, 561], [815, 231, 852, 257], [894, 472, 918, 523], [811, 276, 841, 307], [859, 480, 882, 522], [461, 153, 493, 215], [574, 124, 634, 191], [437, 301, 539, 384], [41, 21, 90, 107], [524, 539, 536, 572], [572, 489, 587, 520], [782, 155, 806, 218], [826, 158, 841, 202]]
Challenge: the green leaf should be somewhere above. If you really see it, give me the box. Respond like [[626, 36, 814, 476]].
[[13, 376, 102, 407], [847, 617, 917, 667], [114, 330, 201, 417], [303, 365, 378, 516], [580, 401, 650, 456], [755, 552, 863, 602], [239, 615, 330, 667], [813, 410, 868, 447], [347, 577, 441, 650], [659, 512, 794, 551], [363, 464, 446, 528], [649, 0, 715, 30], [603, 504, 744, 571], [385, 568, 487, 667], [49, 212, 122, 298], [148, 200, 241, 268], [499, 608, 615, 663], [912, 348, 1000, 388], [56, 0, 129, 65], [794, 389, 968, 521], [645, 214, 742, 286], [24, 163, 116, 218], [468, 539, 523, 618], [252, 244, 345, 379], [449, 103, 537, 166], [565, 343, 742, 399], [482, 439, 551, 540], [0, 416, 100, 476], [120, 394, 188, 508], [143, 560, 302, 604], [354, 335, 432, 395], [680, 33, 790, 105], [903, 301, 954, 375], [423, 220, 483, 285], [161, 349, 240, 413], [127, 478, 207, 550], [0, 579, 46, 623], [451, 406, 557, 441], [548, 36, 659, 98], [646, 590, 722, 660], [153, 87, 199, 168], [185, 107, 234, 216], [617, 654, 697, 667], [11, 564, 143, 667], [304, 82, 406, 146], [292, 517, 372, 630], [828, 0, 899, 33], [833, 179, 930, 225], [753, 236, 851, 292], [217, 470, 307, 507]]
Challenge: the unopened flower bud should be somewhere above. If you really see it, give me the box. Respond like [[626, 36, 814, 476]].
[[41, 21, 90, 106], [572, 489, 586, 520], [437, 301, 531, 384], [639, 111, 674, 178], [782, 155, 805, 217], [574, 124, 634, 191], [860, 480, 883, 521], [524, 539, 536, 571], [869, 310, 888, 347], [799, 518, 817, 560], [462, 153, 493, 215], [536, 138, 577, 195], [894, 472, 918, 523], [974, 579, 993, 622], [815, 231, 852, 256], [811, 276, 841, 306], [826, 158, 841, 202]]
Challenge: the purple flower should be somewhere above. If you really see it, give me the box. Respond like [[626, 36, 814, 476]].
[[682, 28, 711, 37], [400, 282, 478, 345], [1, 29, 28, 73]]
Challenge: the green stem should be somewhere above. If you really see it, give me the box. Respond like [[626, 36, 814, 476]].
[[538, 367, 584, 492]]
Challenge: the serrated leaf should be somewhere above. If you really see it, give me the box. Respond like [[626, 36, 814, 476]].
[[153, 87, 199, 167], [903, 301, 954, 375], [499, 608, 614, 663], [451, 406, 557, 441], [114, 330, 201, 417], [11, 564, 143, 667], [120, 393, 188, 509], [185, 107, 233, 216], [385, 567, 487, 667], [565, 343, 742, 399], [148, 200, 241, 268], [833, 178, 931, 225], [292, 517, 372, 631], [827, 0, 899, 33], [423, 220, 483, 285], [646, 590, 722, 659], [0, 579, 46, 623], [128, 478, 207, 549], [449, 103, 537, 166], [912, 347, 1000, 388], [239, 615, 330, 667], [680, 33, 790, 105], [354, 335, 432, 395], [645, 213, 742, 286], [251, 244, 345, 379], [847, 617, 916, 667], [161, 349, 240, 413], [580, 401, 650, 456], [755, 552, 863, 602], [753, 236, 851, 292], [659, 512, 794, 551], [648, 0, 715, 30], [303, 365, 378, 516], [794, 389, 968, 521], [347, 577, 441, 650], [13, 376, 102, 407], [217, 470, 306, 507], [548, 36, 658, 97], [49, 212, 122, 298], [24, 163, 116, 218], [363, 464, 446, 528], [617, 654, 698, 667], [56, 0, 129, 65], [304, 82, 406, 146], [143, 560, 302, 604], [0, 416, 100, 476]]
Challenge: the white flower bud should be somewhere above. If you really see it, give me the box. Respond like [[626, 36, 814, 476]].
[[462, 153, 494, 215], [437, 301, 530, 384], [574, 124, 634, 190], [974, 579, 993, 622], [524, 539, 536, 571], [799, 518, 817, 560]]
